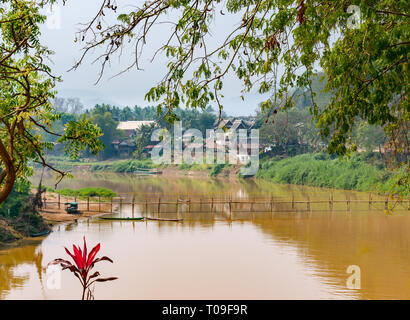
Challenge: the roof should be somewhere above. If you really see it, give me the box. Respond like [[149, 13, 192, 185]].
[[214, 118, 254, 131], [214, 119, 234, 130], [119, 139, 135, 146], [117, 121, 156, 131], [230, 119, 254, 131]]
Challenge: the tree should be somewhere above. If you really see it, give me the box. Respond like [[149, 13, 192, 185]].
[[72, 1, 408, 162], [133, 123, 157, 159], [0, 0, 103, 204], [356, 122, 386, 154], [258, 108, 318, 154], [89, 111, 124, 160]]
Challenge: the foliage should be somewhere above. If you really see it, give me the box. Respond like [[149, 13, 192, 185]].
[[133, 123, 158, 159], [356, 122, 386, 153], [0, 180, 49, 238], [0, 180, 30, 218], [91, 159, 159, 173], [210, 164, 226, 177], [377, 165, 410, 197], [11, 202, 49, 236], [257, 107, 320, 154], [85, 104, 165, 123], [0, 0, 103, 205], [88, 111, 125, 160], [256, 152, 396, 194], [48, 187, 117, 198], [73, 0, 408, 162], [48, 237, 117, 300]]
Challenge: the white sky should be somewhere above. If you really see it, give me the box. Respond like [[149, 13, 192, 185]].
[[40, 0, 272, 116]]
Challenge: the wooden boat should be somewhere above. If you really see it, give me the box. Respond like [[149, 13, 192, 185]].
[[146, 217, 184, 222], [133, 168, 162, 175], [100, 217, 145, 221], [30, 229, 51, 237]]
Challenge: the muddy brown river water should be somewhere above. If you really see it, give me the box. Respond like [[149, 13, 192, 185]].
[[0, 173, 409, 299]]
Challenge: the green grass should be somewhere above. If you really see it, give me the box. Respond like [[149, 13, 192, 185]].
[[210, 164, 227, 176], [256, 152, 407, 195], [36, 156, 160, 173], [47, 187, 117, 198], [177, 162, 231, 177], [90, 159, 159, 173]]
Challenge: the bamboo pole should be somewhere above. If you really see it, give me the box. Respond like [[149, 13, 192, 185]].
[[87, 197, 90, 211], [331, 193, 334, 212], [158, 197, 161, 218], [211, 197, 214, 220], [120, 197, 123, 212], [229, 198, 232, 220], [270, 196, 274, 220], [176, 195, 179, 214], [211, 197, 214, 213], [329, 194, 332, 211], [98, 196, 101, 212], [132, 194, 135, 218], [176, 198, 179, 220], [110, 197, 113, 213], [291, 194, 295, 210], [347, 196, 351, 212], [369, 193, 372, 210], [307, 196, 310, 211], [58, 194, 61, 209]]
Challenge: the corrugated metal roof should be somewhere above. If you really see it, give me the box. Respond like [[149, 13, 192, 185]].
[[117, 121, 156, 131]]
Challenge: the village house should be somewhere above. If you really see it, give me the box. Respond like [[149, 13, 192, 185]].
[[117, 120, 156, 137], [213, 118, 255, 149], [113, 120, 156, 157]]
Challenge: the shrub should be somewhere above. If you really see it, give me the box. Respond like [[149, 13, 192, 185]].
[[0, 180, 30, 218], [55, 187, 116, 198], [256, 153, 388, 193], [210, 164, 225, 177]]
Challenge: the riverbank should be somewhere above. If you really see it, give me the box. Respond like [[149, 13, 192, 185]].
[[257, 153, 408, 196], [40, 156, 240, 179], [0, 189, 114, 246], [38, 152, 408, 196], [0, 209, 51, 245], [39, 191, 113, 224], [0, 218, 23, 243]]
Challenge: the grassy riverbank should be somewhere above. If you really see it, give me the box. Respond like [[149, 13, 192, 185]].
[[0, 182, 50, 244], [45, 187, 117, 198], [0, 184, 119, 245], [256, 153, 408, 196], [42, 156, 232, 177], [41, 153, 408, 196]]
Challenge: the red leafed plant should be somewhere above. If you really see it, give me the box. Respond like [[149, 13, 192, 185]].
[[48, 237, 118, 300]]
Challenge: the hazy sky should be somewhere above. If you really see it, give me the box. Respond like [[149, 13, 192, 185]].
[[40, 0, 271, 116]]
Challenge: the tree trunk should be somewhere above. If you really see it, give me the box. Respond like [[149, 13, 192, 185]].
[[0, 140, 16, 205]]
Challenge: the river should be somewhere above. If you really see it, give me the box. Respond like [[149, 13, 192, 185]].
[[0, 172, 409, 299]]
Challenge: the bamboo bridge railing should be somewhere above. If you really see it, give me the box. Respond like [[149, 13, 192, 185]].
[[42, 192, 410, 220]]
